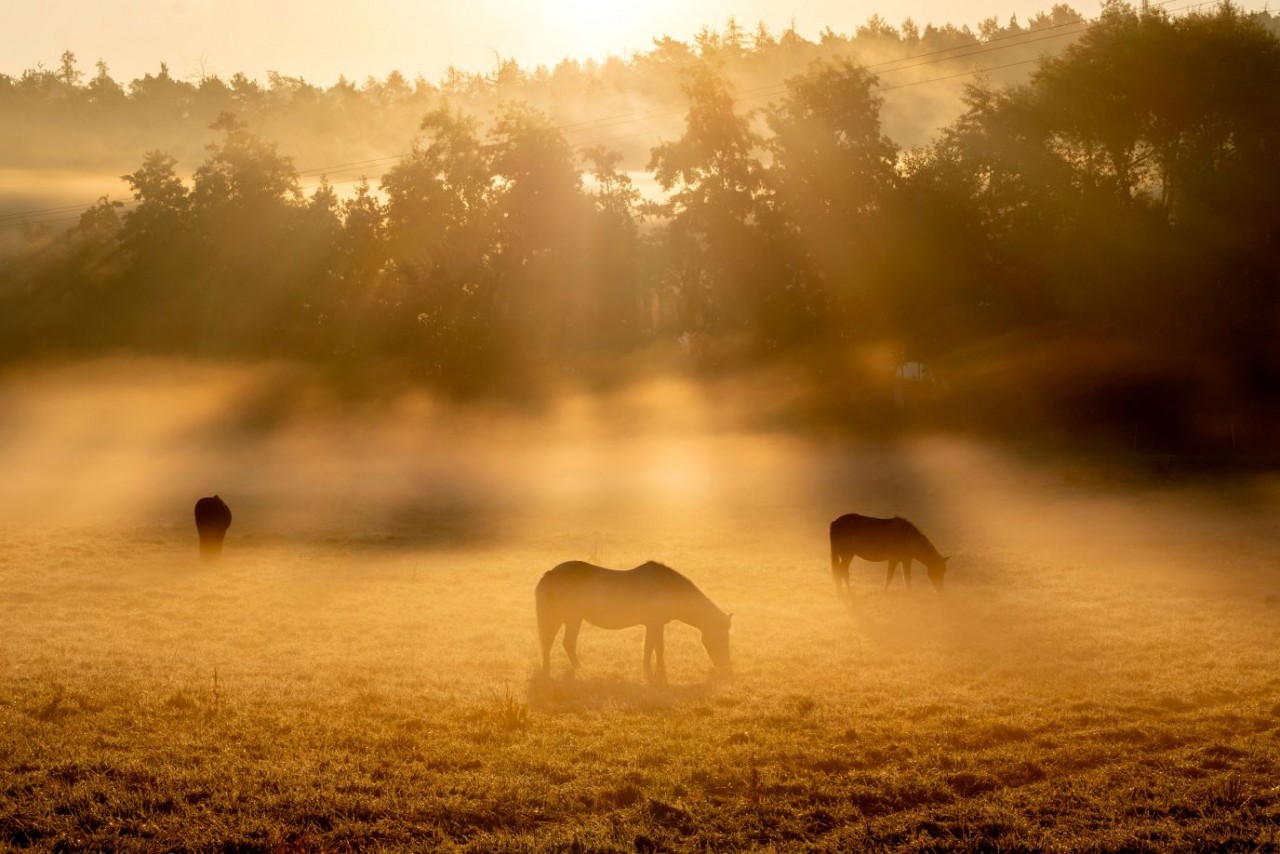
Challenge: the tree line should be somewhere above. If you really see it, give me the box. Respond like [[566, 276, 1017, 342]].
[[3, 2, 1279, 450], [0, 5, 1094, 170]]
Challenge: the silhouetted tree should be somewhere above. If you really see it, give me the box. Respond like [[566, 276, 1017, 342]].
[[187, 113, 306, 353], [649, 64, 764, 338], [581, 145, 644, 345], [762, 58, 898, 345], [381, 106, 499, 390]]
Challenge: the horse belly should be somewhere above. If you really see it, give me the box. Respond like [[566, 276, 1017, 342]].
[[833, 535, 892, 562], [584, 614, 645, 630], [578, 597, 659, 630]]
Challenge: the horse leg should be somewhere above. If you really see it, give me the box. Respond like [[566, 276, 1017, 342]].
[[562, 618, 582, 675], [903, 558, 913, 589], [831, 553, 851, 603], [831, 541, 850, 603], [537, 615, 560, 676], [643, 626, 655, 682], [884, 560, 897, 590], [644, 624, 667, 685]]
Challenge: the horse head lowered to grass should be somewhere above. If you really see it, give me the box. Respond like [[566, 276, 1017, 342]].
[[194, 495, 232, 560], [535, 560, 731, 685]]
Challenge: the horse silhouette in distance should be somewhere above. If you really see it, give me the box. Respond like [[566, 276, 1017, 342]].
[[536, 560, 731, 685], [829, 513, 948, 601], [194, 495, 232, 560]]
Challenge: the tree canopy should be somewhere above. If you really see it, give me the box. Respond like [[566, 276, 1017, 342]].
[[3, 4, 1279, 449]]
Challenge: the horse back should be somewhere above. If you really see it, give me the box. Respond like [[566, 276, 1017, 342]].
[[536, 560, 705, 628], [539, 559, 686, 590], [830, 513, 927, 561], [537, 560, 602, 606]]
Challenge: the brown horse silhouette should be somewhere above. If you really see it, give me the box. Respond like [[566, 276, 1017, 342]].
[[536, 560, 731, 684], [194, 495, 232, 560], [829, 513, 948, 600]]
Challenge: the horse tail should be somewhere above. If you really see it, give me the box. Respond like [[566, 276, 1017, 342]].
[[534, 571, 561, 668], [829, 521, 844, 574], [535, 571, 553, 620]]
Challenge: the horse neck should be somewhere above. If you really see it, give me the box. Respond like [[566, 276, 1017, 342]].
[[910, 529, 942, 563], [677, 590, 724, 630]]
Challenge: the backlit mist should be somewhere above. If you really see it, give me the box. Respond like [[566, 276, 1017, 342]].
[[2, 2, 1280, 849]]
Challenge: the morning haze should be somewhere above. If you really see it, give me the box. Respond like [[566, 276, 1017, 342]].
[[2, 1, 1280, 850]]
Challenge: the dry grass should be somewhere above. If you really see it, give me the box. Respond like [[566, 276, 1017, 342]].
[[2, 370, 1280, 851]]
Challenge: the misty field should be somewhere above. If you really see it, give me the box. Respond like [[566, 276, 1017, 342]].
[[3, 365, 1280, 851]]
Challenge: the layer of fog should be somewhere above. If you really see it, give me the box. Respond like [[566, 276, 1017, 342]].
[[3, 359, 1276, 573]]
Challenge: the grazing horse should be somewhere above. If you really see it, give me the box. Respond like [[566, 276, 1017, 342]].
[[829, 513, 948, 600], [194, 495, 232, 560], [536, 560, 731, 684]]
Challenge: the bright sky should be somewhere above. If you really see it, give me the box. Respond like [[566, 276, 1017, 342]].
[[2, 0, 1105, 87]]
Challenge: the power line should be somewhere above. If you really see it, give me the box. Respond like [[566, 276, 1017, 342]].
[[503, 17, 1096, 142], [557, 0, 1212, 146], [0, 200, 112, 221], [0, 0, 1226, 224], [528, 0, 1230, 152], [543, 5, 1133, 136], [537, 0, 1190, 141]]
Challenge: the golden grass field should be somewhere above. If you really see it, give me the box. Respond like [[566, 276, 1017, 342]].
[[2, 364, 1280, 851]]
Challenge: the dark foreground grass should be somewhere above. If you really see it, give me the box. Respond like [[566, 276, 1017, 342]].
[[3, 444, 1280, 851]]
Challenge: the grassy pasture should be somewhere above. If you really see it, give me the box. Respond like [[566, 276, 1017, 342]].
[[2, 369, 1280, 851]]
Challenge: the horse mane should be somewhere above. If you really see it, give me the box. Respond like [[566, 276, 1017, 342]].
[[637, 561, 727, 620], [637, 560, 697, 590], [898, 518, 943, 561]]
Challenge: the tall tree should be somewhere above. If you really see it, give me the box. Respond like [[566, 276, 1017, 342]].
[[381, 106, 498, 390], [762, 58, 898, 345], [120, 150, 192, 262], [649, 64, 764, 335], [489, 102, 593, 365], [189, 113, 305, 353]]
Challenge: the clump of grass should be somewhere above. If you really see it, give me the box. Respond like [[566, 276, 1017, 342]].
[[493, 685, 530, 731], [645, 796, 692, 831], [28, 684, 100, 722], [209, 667, 223, 714], [601, 782, 643, 809], [32, 684, 68, 722], [164, 690, 199, 712]]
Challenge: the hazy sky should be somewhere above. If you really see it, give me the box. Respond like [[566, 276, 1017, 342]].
[[3, 0, 1105, 86]]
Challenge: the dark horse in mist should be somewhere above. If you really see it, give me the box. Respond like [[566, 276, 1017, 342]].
[[829, 513, 948, 600], [194, 495, 232, 560], [536, 560, 732, 684]]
